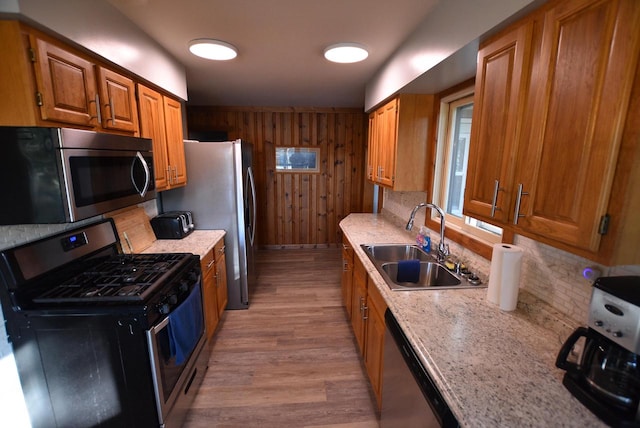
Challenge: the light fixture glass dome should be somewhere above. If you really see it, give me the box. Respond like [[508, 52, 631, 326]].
[[324, 43, 369, 63], [189, 39, 238, 61]]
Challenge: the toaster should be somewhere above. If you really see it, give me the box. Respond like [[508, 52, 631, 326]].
[[150, 211, 194, 239]]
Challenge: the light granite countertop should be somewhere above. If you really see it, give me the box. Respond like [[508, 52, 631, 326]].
[[340, 213, 603, 428], [142, 230, 226, 259]]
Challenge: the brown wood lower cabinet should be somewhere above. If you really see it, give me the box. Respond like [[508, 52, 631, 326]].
[[348, 252, 387, 409], [365, 282, 387, 409], [341, 238, 354, 320], [201, 237, 227, 340], [213, 239, 228, 317]]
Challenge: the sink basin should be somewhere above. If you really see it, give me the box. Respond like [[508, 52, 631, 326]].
[[361, 244, 432, 262], [381, 262, 461, 289], [361, 243, 486, 291]]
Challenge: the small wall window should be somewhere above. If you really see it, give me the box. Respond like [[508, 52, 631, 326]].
[[275, 147, 320, 172]]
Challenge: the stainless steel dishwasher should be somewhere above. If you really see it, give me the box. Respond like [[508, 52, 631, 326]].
[[381, 309, 459, 427]]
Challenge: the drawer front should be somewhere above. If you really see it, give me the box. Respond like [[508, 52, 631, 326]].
[[200, 248, 215, 276], [213, 239, 225, 262]]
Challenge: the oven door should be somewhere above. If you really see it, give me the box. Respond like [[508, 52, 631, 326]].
[[62, 148, 156, 221], [147, 282, 206, 426]]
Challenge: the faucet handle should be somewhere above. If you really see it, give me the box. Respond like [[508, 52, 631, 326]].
[[441, 243, 450, 257]]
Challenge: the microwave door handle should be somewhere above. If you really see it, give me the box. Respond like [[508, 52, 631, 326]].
[[131, 151, 151, 197]]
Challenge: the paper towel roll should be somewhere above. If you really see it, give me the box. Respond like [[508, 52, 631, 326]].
[[487, 244, 523, 311]]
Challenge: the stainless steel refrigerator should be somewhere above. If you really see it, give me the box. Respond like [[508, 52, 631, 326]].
[[161, 140, 256, 309]]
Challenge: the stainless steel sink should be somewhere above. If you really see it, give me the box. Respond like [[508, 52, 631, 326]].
[[361, 244, 485, 291], [381, 261, 461, 288], [361, 244, 432, 262]]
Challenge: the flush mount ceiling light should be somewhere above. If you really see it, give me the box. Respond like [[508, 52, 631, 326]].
[[324, 43, 369, 63], [189, 39, 238, 60]]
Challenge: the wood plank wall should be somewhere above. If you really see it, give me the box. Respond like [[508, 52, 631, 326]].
[[187, 106, 369, 248]]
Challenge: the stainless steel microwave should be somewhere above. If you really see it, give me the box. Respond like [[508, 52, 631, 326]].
[[0, 127, 156, 224]]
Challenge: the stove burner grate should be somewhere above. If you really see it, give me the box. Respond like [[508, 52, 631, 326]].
[[32, 253, 190, 304]]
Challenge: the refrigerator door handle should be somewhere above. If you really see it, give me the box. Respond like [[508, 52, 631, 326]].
[[246, 166, 257, 246]]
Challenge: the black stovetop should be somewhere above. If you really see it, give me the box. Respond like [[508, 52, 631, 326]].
[[32, 253, 191, 303]]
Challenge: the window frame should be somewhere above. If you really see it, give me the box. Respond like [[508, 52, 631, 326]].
[[425, 80, 508, 260], [275, 147, 320, 173]]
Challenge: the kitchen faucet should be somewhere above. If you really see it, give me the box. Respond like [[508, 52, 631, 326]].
[[406, 202, 450, 262]]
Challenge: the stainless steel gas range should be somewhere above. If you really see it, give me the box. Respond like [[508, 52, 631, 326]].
[[0, 219, 208, 428]]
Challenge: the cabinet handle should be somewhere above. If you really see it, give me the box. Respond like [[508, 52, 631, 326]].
[[513, 183, 529, 225], [342, 260, 349, 272], [106, 97, 116, 124], [218, 246, 226, 255], [206, 259, 215, 269], [167, 166, 173, 184], [89, 94, 102, 125], [173, 166, 178, 181], [362, 305, 369, 321], [491, 179, 504, 218]]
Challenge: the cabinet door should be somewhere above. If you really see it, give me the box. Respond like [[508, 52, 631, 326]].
[[464, 23, 532, 223], [32, 36, 98, 127], [350, 278, 367, 356], [341, 239, 354, 319], [516, 0, 640, 251], [163, 96, 187, 187], [215, 249, 228, 317], [138, 84, 170, 190], [0, 21, 40, 125], [365, 298, 385, 409], [202, 263, 219, 340], [377, 99, 398, 187], [97, 67, 139, 134], [366, 112, 376, 181]]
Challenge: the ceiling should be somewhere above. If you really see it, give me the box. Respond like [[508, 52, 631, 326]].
[[107, 0, 440, 108]]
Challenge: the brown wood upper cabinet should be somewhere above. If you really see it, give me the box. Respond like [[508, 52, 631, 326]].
[[96, 67, 139, 133], [464, 0, 640, 262], [0, 21, 139, 134], [137, 84, 187, 191], [367, 94, 433, 190]]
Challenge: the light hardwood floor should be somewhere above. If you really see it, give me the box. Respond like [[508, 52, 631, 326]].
[[184, 248, 380, 428]]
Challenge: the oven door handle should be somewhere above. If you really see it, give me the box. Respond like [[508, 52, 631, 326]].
[[150, 315, 170, 335], [131, 151, 151, 198]]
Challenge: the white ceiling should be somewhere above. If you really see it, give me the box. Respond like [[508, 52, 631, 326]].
[[107, 0, 440, 108]]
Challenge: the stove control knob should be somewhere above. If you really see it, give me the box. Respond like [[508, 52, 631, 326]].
[[158, 303, 170, 315], [168, 294, 178, 305], [612, 331, 623, 338], [179, 281, 189, 292], [594, 320, 604, 327]]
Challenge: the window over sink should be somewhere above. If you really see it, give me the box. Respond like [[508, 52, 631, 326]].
[[433, 87, 502, 244]]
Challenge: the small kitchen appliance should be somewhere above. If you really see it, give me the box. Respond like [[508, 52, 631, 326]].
[[0, 219, 207, 428], [556, 276, 640, 427], [151, 211, 195, 239]]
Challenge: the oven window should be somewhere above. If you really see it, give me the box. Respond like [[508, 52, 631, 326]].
[[154, 284, 204, 402], [69, 154, 154, 207]]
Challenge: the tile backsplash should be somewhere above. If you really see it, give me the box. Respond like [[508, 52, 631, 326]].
[[0, 200, 159, 251], [381, 189, 639, 327]]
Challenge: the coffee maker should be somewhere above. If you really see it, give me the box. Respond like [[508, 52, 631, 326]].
[[556, 276, 640, 427]]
